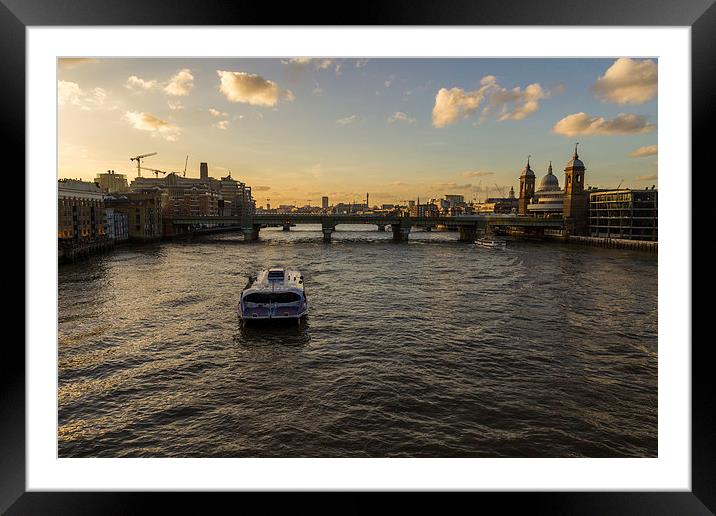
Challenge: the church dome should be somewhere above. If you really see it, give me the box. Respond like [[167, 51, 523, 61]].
[[538, 161, 560, 191], [520, 156, 535, 178], [565, 144, 585, 170]]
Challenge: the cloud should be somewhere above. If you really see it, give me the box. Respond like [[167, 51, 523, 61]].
[[164, 68, 194, 96], [336, 115, 358, 126], [552, 112, 655, 136], [208, 108, 228, 117], [387, 112, 416, 124], [461, 170, 495, 178], [355, 59, 370, 68], [217, 70, 294, 107], [593, 58, 657, 105], [123, 111, 181, 141], [388, 181, 408, 187], [432, 182, 472, 189], [58, 80, 109, 110], [629, 144, 658, 157], [489, 83, 548, 121], [432, 75, 554, 128], [385, 75, 396, 88], [432, 86, 490, 128], [213, 120, 230, 130], [58, 58, 98, 69], [312, 84, 324, 96], [167, 100, 183, 111], [253, 185, 271, 191], [126, 75, 159, 91], [635, 174, 658, 181], [282, 58, 342, 74]]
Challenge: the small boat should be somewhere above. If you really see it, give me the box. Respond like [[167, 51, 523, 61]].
[[475, 237, 507, 248], [239, 268, 308, 322]]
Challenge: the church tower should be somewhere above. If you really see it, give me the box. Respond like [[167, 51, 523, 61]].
[[518, 155, 535, 215], [563, 143, 588, 235]]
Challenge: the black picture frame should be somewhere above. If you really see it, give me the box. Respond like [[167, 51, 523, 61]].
[[5, 0, 710, 513]]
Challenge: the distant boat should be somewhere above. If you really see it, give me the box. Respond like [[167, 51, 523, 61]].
[[239, 268, 308, 323], [475, 237, 507, 249]]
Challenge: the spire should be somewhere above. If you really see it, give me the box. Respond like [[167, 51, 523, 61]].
[[527, 154, 531, 168], [574, 142, 579, 159], [548, 160, 553, 174]]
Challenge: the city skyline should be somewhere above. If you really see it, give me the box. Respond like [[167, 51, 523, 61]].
[[59, 57, 658, 205]]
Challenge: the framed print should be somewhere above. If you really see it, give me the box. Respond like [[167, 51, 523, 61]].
[[6, 0, 712, 513]]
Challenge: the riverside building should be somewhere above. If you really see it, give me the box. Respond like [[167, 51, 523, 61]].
[[130, 162, 255, 222], [104, 191, 163, 241], [58, 179, 107, 242], [588, 188, 658, 241]]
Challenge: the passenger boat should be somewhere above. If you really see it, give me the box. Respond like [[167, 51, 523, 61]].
[[239, 268, 308, 322], [475, 237, 507, 249]]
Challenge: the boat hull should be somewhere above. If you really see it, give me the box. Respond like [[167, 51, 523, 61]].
[[238, 304, 308, 321]]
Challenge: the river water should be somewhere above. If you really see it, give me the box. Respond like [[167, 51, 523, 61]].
[[58, 225, 658, 457]]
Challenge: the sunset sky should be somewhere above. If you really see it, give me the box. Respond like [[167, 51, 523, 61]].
[[58, 57, 657, 206]]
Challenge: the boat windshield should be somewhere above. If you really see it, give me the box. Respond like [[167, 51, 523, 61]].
[[267, 270, 285, 281], [243, 292, 301, 304]]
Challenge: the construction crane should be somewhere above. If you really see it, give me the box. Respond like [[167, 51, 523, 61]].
[[495, 184, 506, 197], [130, 152, 157, 178], [183, 155, 189, 177], [140, 166, 168, 178], [616, 179, 624, 189]]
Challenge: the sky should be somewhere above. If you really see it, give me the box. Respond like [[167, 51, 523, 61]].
[[58, 57, 658, 206]]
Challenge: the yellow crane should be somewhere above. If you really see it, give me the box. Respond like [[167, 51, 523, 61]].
[[130, 152, 158, 178]]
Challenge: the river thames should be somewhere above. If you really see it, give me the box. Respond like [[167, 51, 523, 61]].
[[58, 225, 658, 457]]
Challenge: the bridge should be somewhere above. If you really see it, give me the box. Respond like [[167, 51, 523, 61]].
[[170, 213, 564, 242]]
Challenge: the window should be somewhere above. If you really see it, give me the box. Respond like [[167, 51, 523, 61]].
[[243, 292, 300, 304]]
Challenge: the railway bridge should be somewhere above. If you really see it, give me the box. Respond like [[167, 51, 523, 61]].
[[170, 213, 564, 242]]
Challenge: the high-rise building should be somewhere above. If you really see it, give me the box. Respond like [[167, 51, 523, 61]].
[[200, 162, 209, 181], [563, 144, 588, 235], [518, 156, 536, 215], [322, 196, 329, 209]]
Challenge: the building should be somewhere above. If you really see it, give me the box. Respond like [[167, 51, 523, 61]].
[[527, 161, 564, 217], [563, 144, 589, 235], [104, 207, 129, 242], [589, 188, 658, 241], [444, 194, 465, 207], [322, 196, 329, 210], [58, 179, 106, 242], [517, 156, 536, 215], [333, 202, 368, 214], [409, 201, 439, 218], [95, 170, 129, 193], [105, 191, 163, 241], [130, 163, 255, 224]]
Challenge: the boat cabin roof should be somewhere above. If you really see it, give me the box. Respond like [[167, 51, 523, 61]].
[[244, 268, 305, 295]]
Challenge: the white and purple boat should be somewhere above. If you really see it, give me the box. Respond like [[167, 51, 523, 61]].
[[239, 268, 308, 322]]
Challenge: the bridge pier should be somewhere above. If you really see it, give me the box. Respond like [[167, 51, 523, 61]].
[[376, 224, 386, 232], [241, 226, 260, 241], [458, 225, 478, 242], [423, 226, 432, 232], [322, 227, 335, 243], [282, 223, 291, 231], [391, 223, 411, 242]]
